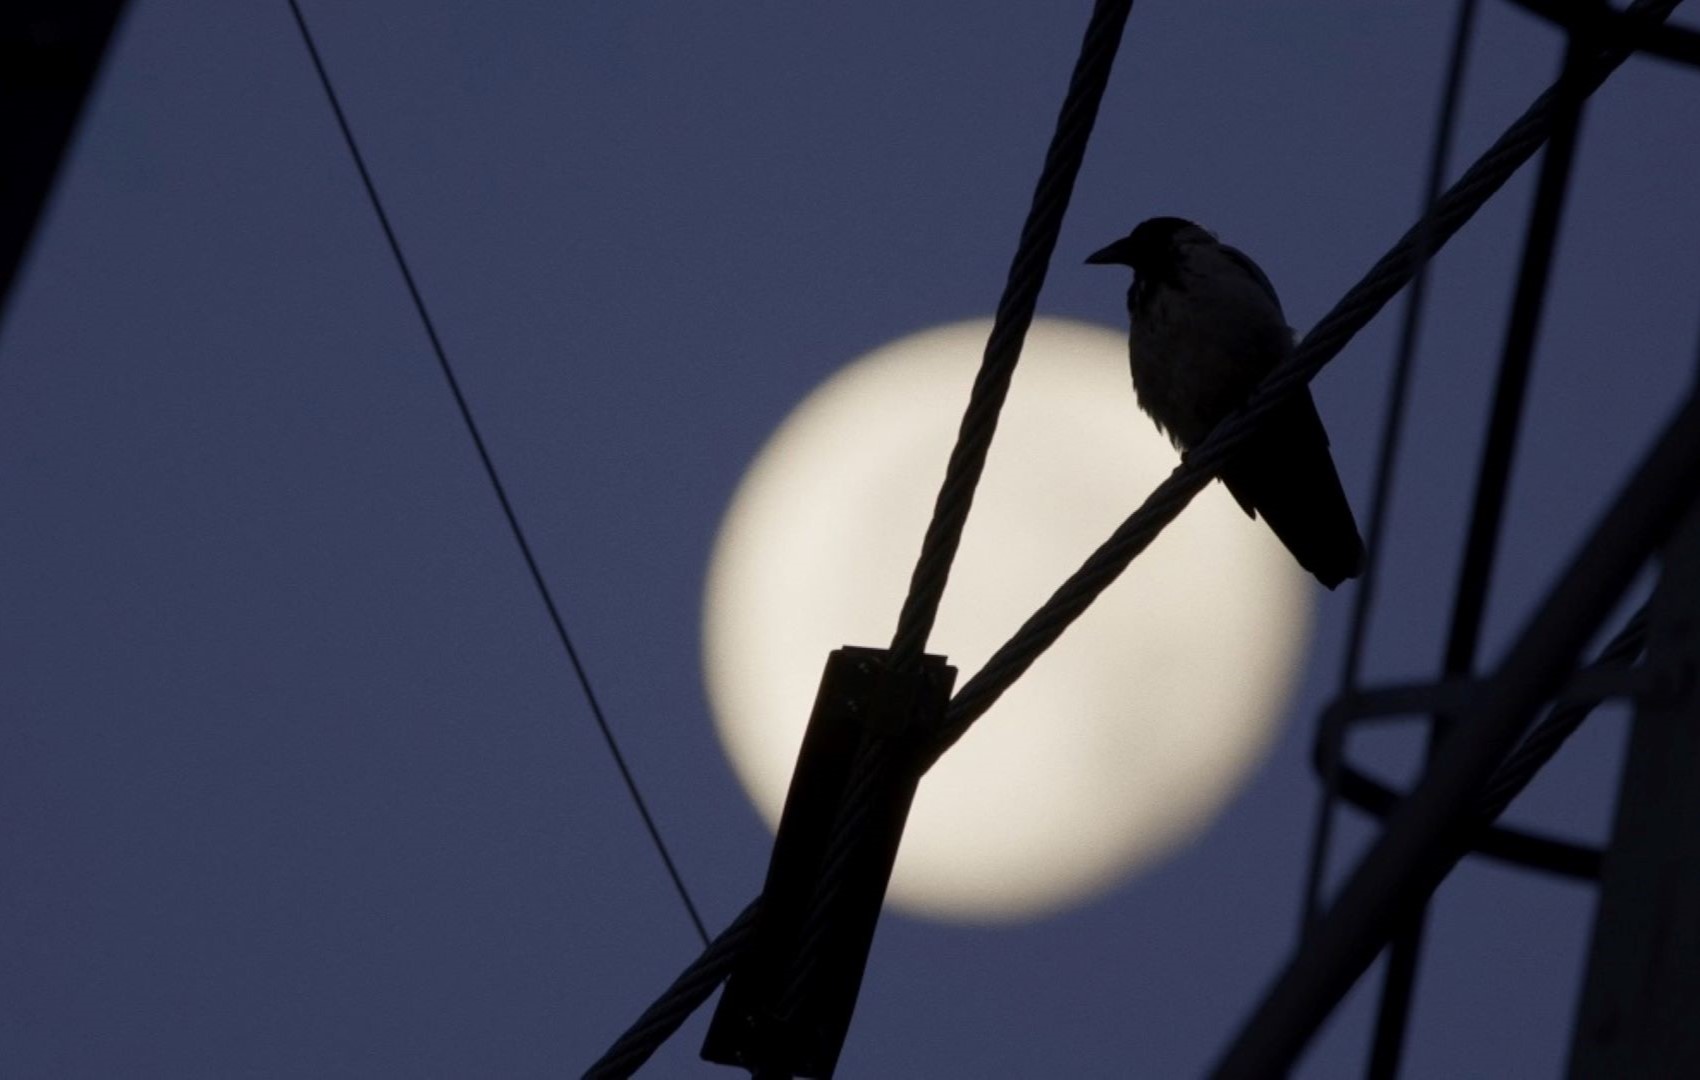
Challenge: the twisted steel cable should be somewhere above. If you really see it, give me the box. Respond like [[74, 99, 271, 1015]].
[[783, 0, 1140, 1024], [583, 900, 763, 1079], [889, 0, 1136, 668]]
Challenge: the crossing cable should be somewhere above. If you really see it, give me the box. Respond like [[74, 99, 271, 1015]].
[[589, 0, 1683, 1072], [1300, 0, 1482, 940], [928, 0, 1682, 758], [284, 0, 708, 948], [586, 899, 763, 1079], [889, 0, 1135, 670], [781, 0, 1139, 1024]]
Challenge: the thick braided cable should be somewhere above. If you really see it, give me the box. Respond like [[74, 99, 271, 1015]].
[[927, 0, 1682, 759], [583, 899, 762, 1080], [889, 0, 1136, 668]]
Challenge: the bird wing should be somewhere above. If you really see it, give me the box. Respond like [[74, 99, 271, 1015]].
[[1220, 388, 1365, 589], [1222, 385, 1330, 521], [1218, 244, 1285, 321]]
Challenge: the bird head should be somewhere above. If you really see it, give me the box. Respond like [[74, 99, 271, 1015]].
[[1085, 216, 1210, 271]]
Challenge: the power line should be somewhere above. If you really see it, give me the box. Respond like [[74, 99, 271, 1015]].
[[284, 0, 708, 948]]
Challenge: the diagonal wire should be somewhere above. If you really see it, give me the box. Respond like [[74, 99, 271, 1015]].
[[786, 0, 1138, 1020], [1300, 0, 1482, 942], [285, 0, 708, 948], [889, 0, 1135, 669]]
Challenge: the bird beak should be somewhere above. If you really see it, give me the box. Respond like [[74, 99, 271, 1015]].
[[1085, 238, 1135, 266]]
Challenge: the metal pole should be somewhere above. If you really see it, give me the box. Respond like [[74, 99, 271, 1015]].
[[1567, 501, 1700, 1076]]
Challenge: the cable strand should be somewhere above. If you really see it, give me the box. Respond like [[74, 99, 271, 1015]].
[[889, 0, 1136, 668]]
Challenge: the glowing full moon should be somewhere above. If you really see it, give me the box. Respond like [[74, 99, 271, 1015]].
[[703, 318, 1312, 922]]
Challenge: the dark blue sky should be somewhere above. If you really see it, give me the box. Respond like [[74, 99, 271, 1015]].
[[3, 2, 1698, 1076]]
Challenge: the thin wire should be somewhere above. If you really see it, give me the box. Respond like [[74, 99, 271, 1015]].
[[284, 0, 709, 948], [1301, 0, 1482, 942]]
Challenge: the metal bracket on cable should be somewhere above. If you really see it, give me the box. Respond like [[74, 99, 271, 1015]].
[[701, 647, 955, 1078]]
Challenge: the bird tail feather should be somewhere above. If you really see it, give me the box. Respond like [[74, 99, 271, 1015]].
[[1220, 394, 1366, 590]]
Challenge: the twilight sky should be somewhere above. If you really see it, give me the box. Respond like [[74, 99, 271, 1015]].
[[3, 2, 1699, 1076]]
